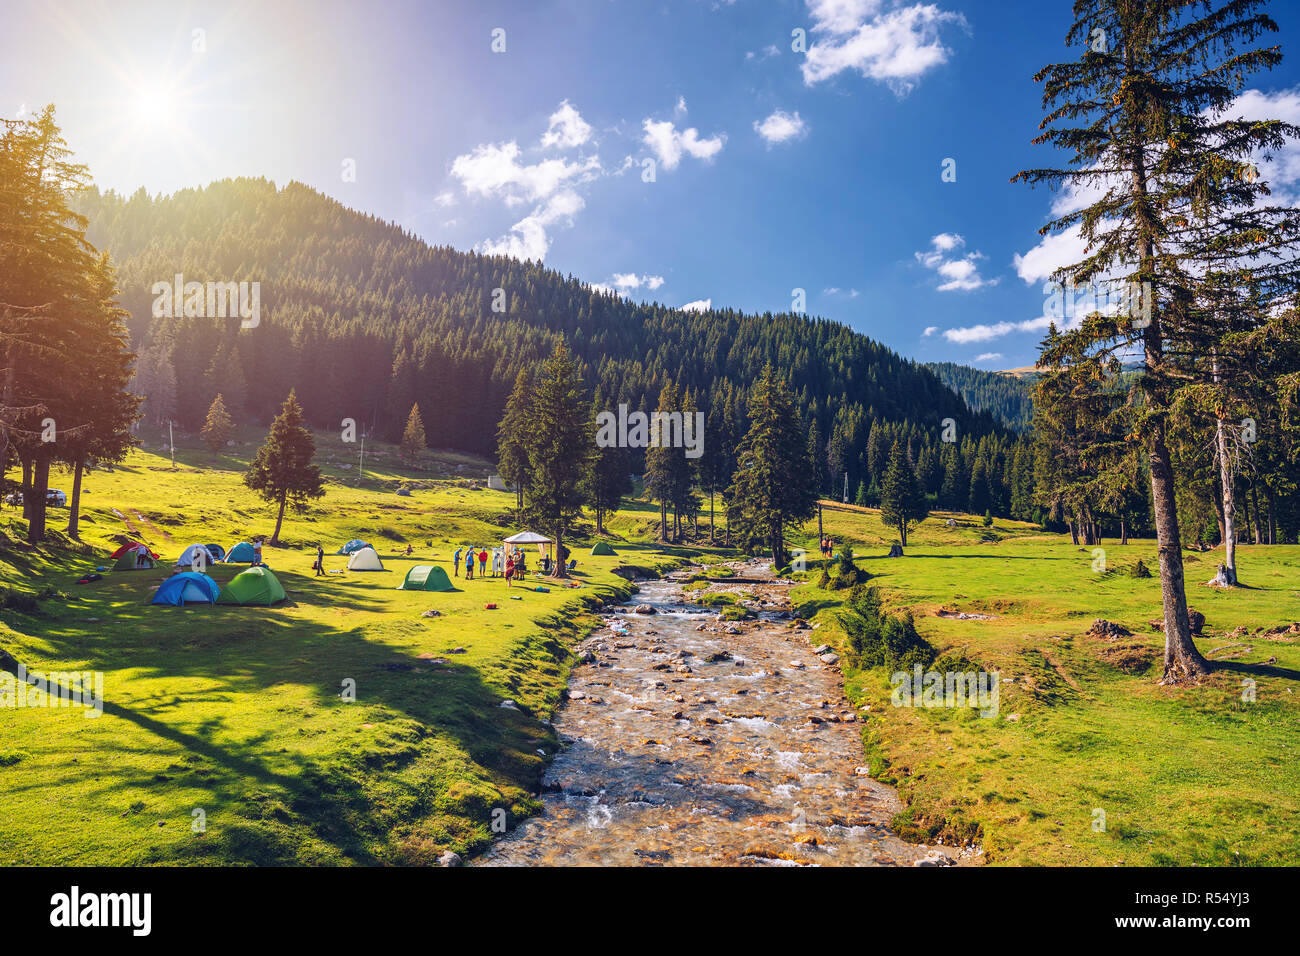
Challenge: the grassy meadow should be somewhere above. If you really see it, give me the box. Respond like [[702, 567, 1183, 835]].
[[0, 429, 684, 865], [3, 433, 1297, 867], [793, 504, 1300, 865]]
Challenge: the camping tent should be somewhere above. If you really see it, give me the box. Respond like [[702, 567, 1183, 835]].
[[204, 543, 227, 561], [216, 566, 286, 606], [111, 541, 158, 559], [113, 547, 156, 571], [150, 572, 220, 606], [590, 542, 616, 556], [224, 541, 256, 563], [175, 544, 217, 568], [504, 531, 552, 546], [398, 565, 453, 591], [336, 539, 372, 555], [347, 546, 384, 571]]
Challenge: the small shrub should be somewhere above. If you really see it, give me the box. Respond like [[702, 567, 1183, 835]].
[[839, 585, 935, 672], [983, 510, 993, 528], [1131, 559, 1152, 579]]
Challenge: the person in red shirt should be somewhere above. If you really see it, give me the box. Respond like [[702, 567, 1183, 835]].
[[478, 548, 488, 576], [505, 553, 515, 586]]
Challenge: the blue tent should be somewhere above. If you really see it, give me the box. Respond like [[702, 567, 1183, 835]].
[[204, 543, 227, 561], [225, 541, 256, 563], [150, 572, 221, 606], [336, 539, 372, 555]]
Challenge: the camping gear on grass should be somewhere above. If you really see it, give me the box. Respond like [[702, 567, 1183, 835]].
[[590, 541, 616, 556], [112, 547, 157, 571], [398, 565, 453, 591], [224, 541, 256, 563], [175, 544, 217, 568], [484, 603, 497, 610], [347, 546, 385, 571], [216, 566, 287, 606], [150, 572, 220, 606], [336, 539, 372, 555], [76, 573, 103, 585]]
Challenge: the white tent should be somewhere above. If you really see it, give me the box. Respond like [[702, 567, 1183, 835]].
[[504, 531, 552, 545], [347, 546, 385, 571], [175, 543, 217, 568]]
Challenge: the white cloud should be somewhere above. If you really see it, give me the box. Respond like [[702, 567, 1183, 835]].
[[801, 0, 967, 93], [922, 325, 938, 337], [479, 189, 585, 262], [915, 233, 996, 291], [433, 190, 457, 208], [941, 314, 1076, 344], [823, 286, 860, 297], [539, 100, 594, 149], [754, 109, 808, 145], [681, 298, 712, 312], [611, 272, 666, 292], [1013, 224, 1090, 284], [747, 44, 781, 61], [973, 352, 1002, 363], [642, 118, 726, 170], [675, 95, 688, 115], [450, 140, 599, 204]]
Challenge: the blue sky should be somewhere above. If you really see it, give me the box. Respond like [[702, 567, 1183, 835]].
[[4, 0, 1300, 370]]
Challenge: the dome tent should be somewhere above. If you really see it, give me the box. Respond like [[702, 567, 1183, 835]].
[[217, 566, 286, 606], [224, 542, 256, 563], [175, 544, 217, 568], [347, 546, 385, 571], [398, 565, 453, 591], [336, 539, 372, 556], [204, 543, 227, 561], [150, 572, 220, 606], [590, 542, 617, 556], [111, 541, 159, 560], [113, 547, 156, 571]]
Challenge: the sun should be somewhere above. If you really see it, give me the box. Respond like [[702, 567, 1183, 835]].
[[129, 79, 179, 130]]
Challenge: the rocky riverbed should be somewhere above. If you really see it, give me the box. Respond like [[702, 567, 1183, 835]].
[[477, 559, 974, 866]]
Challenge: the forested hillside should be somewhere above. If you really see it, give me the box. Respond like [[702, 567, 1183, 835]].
[[76, 178, 1003, 470], [925, 362, 1034, 431]]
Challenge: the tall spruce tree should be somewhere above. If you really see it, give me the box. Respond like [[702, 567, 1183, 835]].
[[518, 343, 591, 578], [1012, 0, 1300, 681], [400, 402, 427, 463], [201, 393, 234, 453], [725, 365, 816, 568], [880, 438, 929, 546]]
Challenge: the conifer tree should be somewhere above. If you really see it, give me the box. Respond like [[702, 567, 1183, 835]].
[[400, 402, 426, 463], [880, 439, 929, 546], [244, 390, 325, 545], [201, 393, 234, 454], [496, 369, 532, 510]]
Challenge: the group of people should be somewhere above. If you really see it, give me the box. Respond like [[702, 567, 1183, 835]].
[[453, 545, 527, 585], [819, 536, 836, 559]]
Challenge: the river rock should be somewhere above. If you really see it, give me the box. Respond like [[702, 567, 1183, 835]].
[[813, 644, 832, 655], [819, 652, 840, 665], [634, 604, 656, 615], [438, 851, 463, 867]]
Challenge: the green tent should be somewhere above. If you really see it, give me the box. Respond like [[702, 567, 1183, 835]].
[[398, 565, 454, 592], [590, 542, 617, 556], [216, 566, 287, 606], [113, 550, 157, 571]]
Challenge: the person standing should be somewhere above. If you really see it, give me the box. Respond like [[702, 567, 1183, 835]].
[[315, 543, 325, 577], [453, 546, 462, 577], [478, 547, 488, 577], [253, 539, 263, 567], [505, 553, 515, 587], [465, 548, 474, 580]]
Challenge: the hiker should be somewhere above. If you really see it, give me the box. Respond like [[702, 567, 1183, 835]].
[[253, 539, 263, 566], [315, 543, 325, 577], [453, 547, 461, 576], [465, 548, 474, 580], [505, 553, 515, 587]]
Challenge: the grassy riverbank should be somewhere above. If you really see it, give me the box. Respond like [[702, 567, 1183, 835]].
[[792, 505, 1300, 865]]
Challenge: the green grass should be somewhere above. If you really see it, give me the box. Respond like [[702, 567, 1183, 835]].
[[793, 503, 1300, 865], [0, 432, 684, 865]]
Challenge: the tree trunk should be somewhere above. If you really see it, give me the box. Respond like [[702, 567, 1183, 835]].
[[709, 490, 715, 545], [270, 492, 287, 545], [21, 457, 32, 519], [66, 458, 85, 538], [1120, 518, 1128, 546], [553, 529, 567, 579], [1212, 356, 1239, 584], [1250, 483, 1262, 545], [26, 456, 50, 543], [658, 499, 668, 543], [1150, 419, 1209, 680]]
